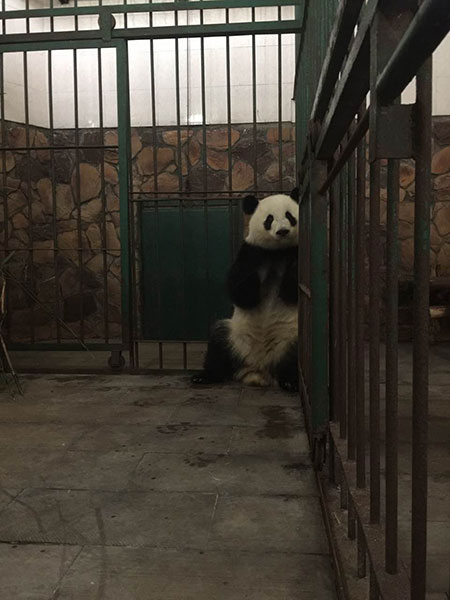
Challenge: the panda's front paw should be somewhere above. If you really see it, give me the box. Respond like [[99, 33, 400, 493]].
[[279, 380, 298, 394]]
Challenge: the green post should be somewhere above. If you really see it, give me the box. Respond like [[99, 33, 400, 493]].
[[310, 157, 329, 467], [116, 39, 132, 352]]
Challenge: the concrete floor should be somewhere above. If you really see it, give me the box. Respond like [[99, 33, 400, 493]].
[[0, 374, 336, 600]]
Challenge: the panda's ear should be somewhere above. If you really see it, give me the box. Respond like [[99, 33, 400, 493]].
[[243, 195, 259, 215], [290, 187, 300, 203]]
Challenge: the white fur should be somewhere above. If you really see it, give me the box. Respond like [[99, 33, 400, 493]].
[[246, 193, 299, 249]]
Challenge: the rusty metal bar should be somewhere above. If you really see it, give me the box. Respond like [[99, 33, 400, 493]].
[[368, 159, 381, 524], [347, 129, 356, 461], [385, 157, 399, 574], [338, 168, 347, 440], [411, 50, 432, 600], [329, 178, 340, 424], [355, 105, 366, 489]]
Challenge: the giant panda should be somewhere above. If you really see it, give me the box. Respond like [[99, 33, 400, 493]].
[[192, 188, 299, 392]]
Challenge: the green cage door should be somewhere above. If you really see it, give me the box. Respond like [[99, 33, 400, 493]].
[[141, 201, 242, 341]]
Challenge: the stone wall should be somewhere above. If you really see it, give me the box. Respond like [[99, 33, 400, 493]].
[[0, 121, 295, 342]]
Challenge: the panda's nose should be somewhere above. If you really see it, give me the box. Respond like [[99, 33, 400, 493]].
[[276, 228, 289, 237]]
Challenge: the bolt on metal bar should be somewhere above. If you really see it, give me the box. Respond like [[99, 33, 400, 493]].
[[369, 159, 381, 524], [385, 156, 399, 574], [355, 105, 366, 489], [411, 51, 432, 600]]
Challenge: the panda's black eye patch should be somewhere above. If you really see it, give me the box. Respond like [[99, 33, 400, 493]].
[[286, 211, 297, 226], [264, 215, 274, 230]]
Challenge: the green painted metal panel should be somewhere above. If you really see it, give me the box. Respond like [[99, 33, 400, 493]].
[[141, 203, 240, 341]]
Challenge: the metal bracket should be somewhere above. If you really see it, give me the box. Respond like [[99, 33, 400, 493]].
[[370, 103, 414, 162], [98, 9, 116, 42]]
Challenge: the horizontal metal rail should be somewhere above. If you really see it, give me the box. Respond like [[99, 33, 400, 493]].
[[0, 0, 300, 20], [0, 20, 301, 44]]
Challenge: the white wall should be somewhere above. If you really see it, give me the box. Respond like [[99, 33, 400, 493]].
[[1, 0, 449, 129], [0, 3, 296, 128]]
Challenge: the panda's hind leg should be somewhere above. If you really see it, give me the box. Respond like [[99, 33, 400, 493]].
[[275, 342, 299, 393], [191, 321, 235, 385]]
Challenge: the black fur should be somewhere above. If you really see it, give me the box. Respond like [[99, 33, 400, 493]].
[[243, 194, 259, 215], [191, 321, 240, 384], [274, 342, 299, 392]]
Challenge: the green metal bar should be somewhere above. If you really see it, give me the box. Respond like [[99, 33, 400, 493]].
[[116, 39, 131, 352], [0, 0, 300, 20], [0, 40, 117, 52], [8, 343, 125, 352], [0, 20, 302, 45], [310, 159, 329, 434]]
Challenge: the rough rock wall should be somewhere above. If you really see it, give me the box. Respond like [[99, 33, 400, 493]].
[[0, 121, 295, 342]]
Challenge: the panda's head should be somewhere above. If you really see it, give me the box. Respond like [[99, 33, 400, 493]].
[[244, 188, 299, 249]]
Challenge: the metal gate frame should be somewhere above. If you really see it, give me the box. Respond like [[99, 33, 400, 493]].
[[0, 0, 302, 371], [294, 1, 450, 598], [0, 38, 132, 368]]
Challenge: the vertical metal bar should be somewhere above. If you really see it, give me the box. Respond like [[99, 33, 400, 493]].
[[149, 37, 162, 348], [73, 49, 84, 342], [347, 131, 356, 461], [369, 159, 381, 524], [348, 500, 356, 541], [277, 31, 283, 189], [357, 524, 367, 578], [385, 157, 399, 574], [252, 20, 257, 190], [23, 51, 34, 343], [116, 39, 131, 355], [355, 106, 366, 489], [369, 564, 379, 600], [411, 53, 432, 600], [310, 158, 329, 438], [98, 48, 109, 344], [329, 177, 340, 423], [48, 51, 60, 344], [339, 168, 347, 439], [199, 25, 210, 332], [0, 52, 10, 341]]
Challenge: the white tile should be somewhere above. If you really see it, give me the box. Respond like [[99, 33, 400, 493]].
[[52, 92, 75, 129], [101, 90, 118, 129], [28, 87, 50, 128], [155, 86, 177, 126], [231, 84, 253, 123], [205, 86, 228, 124], [228, 7, 252, 23], [256, 83, 279, 122], [125, 12, 150, 29], [130, 89, 153, 128], [152, 10, 176, 27], [204, 47, 226, 88], [4, 81, 25, 124], [100, 49, 117, 94], [154, 49, 177, 90], [76, 91, 101, 128], [51, 50, 75, 95], [203, 8, 226, 25], [5, 18, 27, 34], [53, 15, 75, 33], [230, 46, 252, 86], [434, 76, 450, 116], [3, 52, 24, 88], [128, 48, 151, 92], [29, 16, 51, 33], [433, 33, 450, 78], [26, 51, 49, 92], [255, 6, 278, 22]]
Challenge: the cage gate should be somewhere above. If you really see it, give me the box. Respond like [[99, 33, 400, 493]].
[[0, 39, 132, 370]]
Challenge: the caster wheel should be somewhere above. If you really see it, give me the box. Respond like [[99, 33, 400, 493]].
[[108, 352, 125, 372]]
